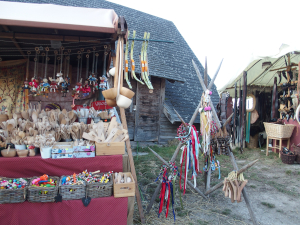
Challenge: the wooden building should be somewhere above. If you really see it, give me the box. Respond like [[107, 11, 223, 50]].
[[0, 0, 220, 145]]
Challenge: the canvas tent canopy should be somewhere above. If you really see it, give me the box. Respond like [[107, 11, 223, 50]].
[[219, 44, 300, 96], [0, 1, 118, 33]]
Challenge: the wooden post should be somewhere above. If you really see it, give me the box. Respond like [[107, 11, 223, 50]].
[[204, 56, 208, 87], [229, 152, 258, 225], [118, 35, 145, 224]]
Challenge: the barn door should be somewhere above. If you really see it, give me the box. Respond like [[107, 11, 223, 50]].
[[134, 77, 162, 142]]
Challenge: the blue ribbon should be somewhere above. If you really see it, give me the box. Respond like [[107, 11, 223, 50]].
[[170, 182, 176, 221]]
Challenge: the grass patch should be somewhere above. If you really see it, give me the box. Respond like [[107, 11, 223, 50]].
[[276, 209, 283, 213], [261, 202, 275, 208], [249, 185, 256, 188], [221, 208, 231, 215], [197, 220, 209, 225], [286, 170, 292, 175]]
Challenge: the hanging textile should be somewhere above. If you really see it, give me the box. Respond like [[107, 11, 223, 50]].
[[245, 112, 251, 143], [0, 59, 26, 113]]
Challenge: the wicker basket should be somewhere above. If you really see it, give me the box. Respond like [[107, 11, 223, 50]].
[[59, 175, 86, 200], [0, 177, 29, 204], [27, 176, 59, 202], [263, 123, 295, 138], [291, 144, 300, 164], [86, 174, 113, 199], [280, 151, 296, 164]]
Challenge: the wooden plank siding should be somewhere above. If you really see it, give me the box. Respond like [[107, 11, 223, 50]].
[[134, 77, 162, 142]]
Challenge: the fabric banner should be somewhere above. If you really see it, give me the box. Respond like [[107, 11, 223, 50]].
[[0, 59, 26, 113]]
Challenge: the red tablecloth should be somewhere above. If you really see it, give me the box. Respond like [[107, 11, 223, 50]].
[[0, 197, 127, 225], [0, 155, 123, 177], [0, 155, 127, 225]]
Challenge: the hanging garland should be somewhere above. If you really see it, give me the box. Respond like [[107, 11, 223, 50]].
[[176, 123, 201, 193], [155, 162, 179, 221]]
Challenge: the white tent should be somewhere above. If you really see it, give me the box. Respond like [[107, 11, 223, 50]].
[[218, 44, 300, 96]]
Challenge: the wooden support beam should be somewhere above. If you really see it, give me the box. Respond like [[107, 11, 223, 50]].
[[187, 180, 207, 199], [2, 26, 26, 58], [229, 152, 258, 225], [204, 56, 208, 87], [192, 60, 222, 128], [174, 108, 188, 129], [146, 182, 162, 214], [207, 58, 223, 91], [205, 159, 259, 195], [118, 36, 145, 224], [206, 164, 212, 195], [0, 32, 101, 43], [148, 147, 168, 165]]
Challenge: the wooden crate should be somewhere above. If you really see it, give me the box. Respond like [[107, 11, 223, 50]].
[[113, 172, 135, 198], [96, 142, 125, 156]]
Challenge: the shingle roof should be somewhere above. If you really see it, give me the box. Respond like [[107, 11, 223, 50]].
[[3, 0, 220, 123]]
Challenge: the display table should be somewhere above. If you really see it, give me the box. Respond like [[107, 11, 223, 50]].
[[0, 155, 128, 225]]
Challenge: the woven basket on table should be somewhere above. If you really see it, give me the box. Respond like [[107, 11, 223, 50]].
[[27, 176, 59, 203], [291, 144, 300, 164], [0, 177, 29, 204], [59, 176, 86, 200], [280, 151, 296, 165], [86, 175, 113, 198], [263, 122, 295, 139]]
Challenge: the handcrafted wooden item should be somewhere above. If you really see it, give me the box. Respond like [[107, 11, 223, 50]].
[[96, 142, 125, 156], [113, 172, 135, 198]]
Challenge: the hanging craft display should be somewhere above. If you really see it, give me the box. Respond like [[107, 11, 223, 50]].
[[155, 162, 178, 221], [130, 30, 144, 84], [29, 48, 39, 95], [141, 32, 153, 90], [39, 47, 50, 97], [176, 123, 200, 192], [223, 171, 248, 203], [61, 77, 70, 97], [82, 79, 91, 97], [124, 31, 132, 89], [199, 89, 213, 154]]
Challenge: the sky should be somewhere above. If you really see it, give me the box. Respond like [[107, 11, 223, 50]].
[[108, 0, 300, 90]]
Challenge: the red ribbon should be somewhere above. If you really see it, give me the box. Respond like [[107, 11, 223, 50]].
[[159, 181, 166, 214]]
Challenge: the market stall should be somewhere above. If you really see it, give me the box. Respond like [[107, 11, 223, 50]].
[[220, 50, 300, 164], [0, 1, 145, 224]]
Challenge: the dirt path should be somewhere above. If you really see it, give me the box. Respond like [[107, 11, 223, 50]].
[[133, 147, 300, 224]]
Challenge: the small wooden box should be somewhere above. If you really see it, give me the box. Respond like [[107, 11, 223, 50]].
[[96, 142, 125, 156], [113, 172, 135, 198]]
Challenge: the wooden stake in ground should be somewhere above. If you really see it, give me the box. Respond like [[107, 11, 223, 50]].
[[117, 35, 145, 224]]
